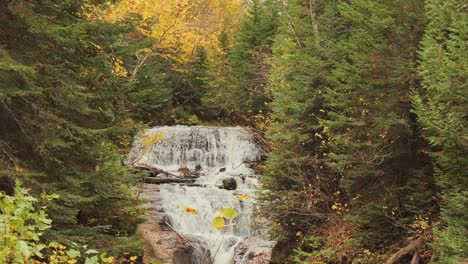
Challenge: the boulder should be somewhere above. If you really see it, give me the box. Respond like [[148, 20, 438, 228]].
[[178, 165, 191, 176], [222, 177, 237, 190]]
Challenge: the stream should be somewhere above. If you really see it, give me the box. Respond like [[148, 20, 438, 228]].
[[127, 126, 273, 264]]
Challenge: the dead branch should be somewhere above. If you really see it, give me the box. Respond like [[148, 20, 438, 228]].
[[309, 0, 319, 46], [384, 236, 424, 264], [279, 0, 305, 50], [164, 220, 196, 248]]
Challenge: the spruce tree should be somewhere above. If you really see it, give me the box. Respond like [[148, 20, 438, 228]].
[[318, 0, 431, 250], [203, 0, 279, 122], [0, 0, 143, 251], [259, 0, 343, 260], [260, 0, 438, 261], [413, 0, 468, 262]]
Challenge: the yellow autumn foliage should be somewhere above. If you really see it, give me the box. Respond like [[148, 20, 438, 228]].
[[141, 131, 165, 151], [88, 0, 245, 69]]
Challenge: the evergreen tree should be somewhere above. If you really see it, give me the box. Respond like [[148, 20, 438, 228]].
[[413, 0, 468, 262], [259, 0, 343, 261], [203, 0, 279, 123], [0, 0, 143, 251], [318, 0, 431, 251], [261, 0, 437, 262]]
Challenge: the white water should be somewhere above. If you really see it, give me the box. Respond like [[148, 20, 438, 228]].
[[127, 126, 267, 264], [127, 126, 259, 175]]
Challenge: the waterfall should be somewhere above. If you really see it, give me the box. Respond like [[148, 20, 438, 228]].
[[127, 126, 260, 174], [127, 126, 271, 264]]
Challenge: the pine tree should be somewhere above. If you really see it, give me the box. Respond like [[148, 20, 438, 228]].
[[413, 0, 468, 262]]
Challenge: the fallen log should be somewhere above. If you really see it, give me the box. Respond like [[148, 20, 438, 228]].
[[134, 163, 162, 171], [143, 177, 196, 184], [410, 251, 420, 264], [384, 236, 424, 264], [132, 164, 181, 178]]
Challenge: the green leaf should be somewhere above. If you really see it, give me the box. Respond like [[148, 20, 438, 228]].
[[85, 249, 100, 255], [48, 241, 60, 248], [34, 243, 46, 258], [67, 248, 81, 258], [85, 256, 100, 264], [220, 207, 238, 219], [17, 240, 31, 258]]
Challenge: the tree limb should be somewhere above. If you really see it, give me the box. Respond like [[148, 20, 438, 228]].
[[279, 0, 305, 50], [309, 0, 319, 46]]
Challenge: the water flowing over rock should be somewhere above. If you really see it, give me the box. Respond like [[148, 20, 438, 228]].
[[127, 126, 260, 174], [128, 126, 272, 264]]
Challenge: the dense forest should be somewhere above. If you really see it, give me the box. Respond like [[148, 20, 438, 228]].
[[0, 0, 466, 263]]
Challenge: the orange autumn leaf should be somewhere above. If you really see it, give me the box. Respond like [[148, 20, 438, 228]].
[[183, 206, 198, 214], [236, 194, 250, 201]]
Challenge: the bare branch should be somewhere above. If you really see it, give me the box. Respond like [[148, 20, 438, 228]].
[[309, 0, 319, 46]]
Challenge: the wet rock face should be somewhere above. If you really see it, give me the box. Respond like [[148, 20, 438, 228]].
[[234, 237, 276, 264], [174, 241, 212, 264], [158, 215, 173, 231], [222, 177, 237, 190], [138, 184, 183, 263]]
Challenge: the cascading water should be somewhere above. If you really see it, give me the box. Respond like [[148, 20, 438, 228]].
[[127, 126, 272, 264]]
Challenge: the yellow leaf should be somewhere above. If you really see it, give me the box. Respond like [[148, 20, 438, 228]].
[[296, 231, 302, 237], [212, 216, 225, 230]]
